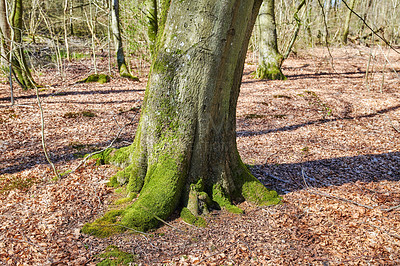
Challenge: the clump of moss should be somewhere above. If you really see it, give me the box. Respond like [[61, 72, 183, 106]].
[[77, 74, 110, 84], [212, 184, 243, 214], [81, 209, 125, 238], [241, 181, 281, 206], [0, 174, 38, 194], [63, 110, 97, 119], [180, 207, 206, 227], [121, 72, 139, 81], [97, 245, 136, 266]]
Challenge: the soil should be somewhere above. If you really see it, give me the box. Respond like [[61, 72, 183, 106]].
[[1, 46, 400, 265]]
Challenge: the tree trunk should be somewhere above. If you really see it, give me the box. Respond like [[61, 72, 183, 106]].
[[88, 0, 280, 233], [255, 0, 285, 80], [0, 0, 10, 65], [342, 0, 357, 44], [10, 0, 37, 89], [111, 0, 138, 80]]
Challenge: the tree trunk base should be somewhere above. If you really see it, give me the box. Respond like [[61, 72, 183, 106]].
[[254, 63, 286, 80]]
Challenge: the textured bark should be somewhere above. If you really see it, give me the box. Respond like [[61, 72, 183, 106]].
[[10, 0, 37, 89], [100, 0, 280, 232], [255, 0, 285, 80], [111, 0, 138, 80]]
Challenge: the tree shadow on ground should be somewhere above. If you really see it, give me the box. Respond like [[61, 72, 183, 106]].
[[0, 88, 145, 103], [237, 103, 400, 137], [252, 151, 400, 195], [0, 133, 134, 175], [240, 70, 368, 84]]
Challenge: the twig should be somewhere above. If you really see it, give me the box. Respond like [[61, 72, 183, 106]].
[[195, 240, 254, 265], [35, 83, 59, 179], [265, 171, 290, 183], [195, 242, 236, 265], [316, 0, 336, 72], [301, 168, 374, 210], [377, 44, 400, 80], [368, 223, 400, 240], [384, 114, 400, 133], [302, 168, 400, 212]]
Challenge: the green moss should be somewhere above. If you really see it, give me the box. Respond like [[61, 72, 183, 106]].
[[212, 184, 243, 214], [114, 192, 137, 205], [254, 63, 286, 80], [121, 151, 185, 232], [78, 74, 110, 84], [81, 209, 125, 238], [180, 207, 206, 227], [234, 158, 281, 206], [97, 245, 136, 266], [120, 64, 139, 81]]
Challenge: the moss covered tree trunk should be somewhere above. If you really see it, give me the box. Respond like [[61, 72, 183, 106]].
[[10, 0, 37, 89], [92, 0, 280, 233], [255, 0, 285, 80], [111, 0, 138, 80]]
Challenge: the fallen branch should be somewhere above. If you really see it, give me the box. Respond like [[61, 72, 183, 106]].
[[302, 168, 400, 212]]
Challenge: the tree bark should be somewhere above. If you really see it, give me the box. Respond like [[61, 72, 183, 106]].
[[255, 0, 285, 80], [90, 0, 280, 233], [111, 0, 138, 80]]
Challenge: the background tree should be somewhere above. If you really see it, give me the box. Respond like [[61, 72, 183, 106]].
[[255, 0, 285, 80], [1, 0, 37, 89], [341, 0, 357, 44], [84, 0, 280, 233], [110, 0, 138, 80]]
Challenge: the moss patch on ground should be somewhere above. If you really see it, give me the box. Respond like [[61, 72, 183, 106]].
[[81, 209, 125, 238], [97, 245, 136, 266], [77, 74, 110, 84]]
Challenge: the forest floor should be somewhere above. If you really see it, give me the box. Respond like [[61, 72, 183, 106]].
[[1, 46, 400, 265]]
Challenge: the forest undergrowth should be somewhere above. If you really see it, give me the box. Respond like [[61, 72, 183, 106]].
[[0, 46, 400, 265]]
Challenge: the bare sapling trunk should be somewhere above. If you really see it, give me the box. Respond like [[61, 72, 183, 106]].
[[255, 0, 286, 80], [83, 0, 280, 234], [111, 0, 138, 80]]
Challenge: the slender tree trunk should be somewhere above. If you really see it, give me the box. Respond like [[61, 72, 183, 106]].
[[342, 0, 357, 44], [111, 0, 138, 80], [10, 0, 37, 89], [85, 0, 280, 233], [255, 0, 285, 80], [0, 0, 10, 66]]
